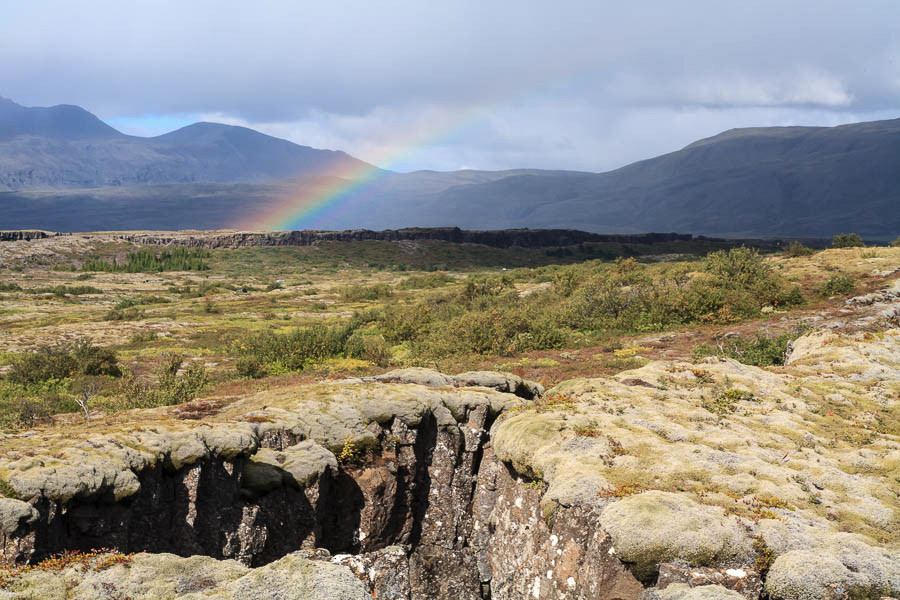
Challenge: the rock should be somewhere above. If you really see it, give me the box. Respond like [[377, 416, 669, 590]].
[[654, 583, 747, 600], [0, 499, 38, 536], [657, 563, 763, 600], [486, 454, 643, 600], [599, 491, 752, 582], [332, 545, 411, 600], [765, 546, 900, 600], [0, 551, 372, 600]]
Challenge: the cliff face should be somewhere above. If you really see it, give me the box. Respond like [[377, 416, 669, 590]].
[[111, 228, 694, 250]]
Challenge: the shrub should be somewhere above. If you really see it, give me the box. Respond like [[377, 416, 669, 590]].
[[118, 356, 207, 408], [891, 236, 900, 248], [8, 339, 120, 384], [27, 285, 102, 297], [459, 274, 513, 304], [235, 356, 267, 379], [820, 274, 855, 296], [82, 247, 210, 273], [705, 247, 770, 288], [104, 308, 145, 321], [831, 233, 864, 248], [0, 283, 22, 292], [338, 283, 393, 301], [784, 241, 814, 257], [345, 332, 392, 366], [396, 272, 453, 290], [693, 330, 804, 367]]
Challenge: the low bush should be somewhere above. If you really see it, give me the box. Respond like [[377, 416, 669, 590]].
[[104, 308, 145, 321], [832, 233, 865, 248], [820, 274, 855, 296], [27, 285, 102, 297], [784, 241, 814, 257], [8, 339, 121, 384], [338, 283, 393, 301], [82, 247, 210, 273], [117, 355, 207, 408], [693, 330, 804, 366], [396, 272, 453, 290], [235, 356, 267, 379]]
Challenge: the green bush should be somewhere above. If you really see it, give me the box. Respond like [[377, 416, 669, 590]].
[[117, 357, 207, 409], [396, 272, 453, 290], [8, 339, 120, 384], [784, 241, 814, 257], [693, 331, 804, 366], [338, 283, 393, 301], [235, 356, 267, 379], [0, 282, 22, 292], [104, 308, 145, 321], [82, 247, 210, 273], [820, 274, 855, 296], [345, 332, 392, 366], [27, 285, 102, 297], [831, 233, 864, 248], [236, 312, 378, 372]]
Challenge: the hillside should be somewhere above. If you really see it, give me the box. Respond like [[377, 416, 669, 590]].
[[0, 97, 898, 238], [0, 98, 372, 189], [405, 119, 900, 238]]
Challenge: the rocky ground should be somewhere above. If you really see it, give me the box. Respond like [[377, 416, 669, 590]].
[[0, 273, 896, 600]]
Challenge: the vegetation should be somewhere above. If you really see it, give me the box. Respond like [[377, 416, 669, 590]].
[[784, 241, 814, 257], [831, 232, 865, 248], [82, 247, 210, 272], [0, 237, 887, 427], [693, 331, 805, 367], [8, 339, 121, 384], [820, 274, 855, 296]]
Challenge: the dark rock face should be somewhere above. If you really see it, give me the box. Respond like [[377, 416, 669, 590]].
[[113, 228, 694, 250], [0, 230, 63, 242], [0, 401, 692, 599], [484, 454, 644, 600]]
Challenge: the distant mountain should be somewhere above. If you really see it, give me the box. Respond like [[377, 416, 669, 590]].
[[0, 97, 898, 238], [0, 98, 373, 189], [393, 119, 900, 238]]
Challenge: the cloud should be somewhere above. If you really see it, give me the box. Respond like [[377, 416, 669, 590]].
[[2, 0, 898, 171]]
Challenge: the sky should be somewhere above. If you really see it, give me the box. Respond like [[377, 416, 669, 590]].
[[2, 0, 899, 173]]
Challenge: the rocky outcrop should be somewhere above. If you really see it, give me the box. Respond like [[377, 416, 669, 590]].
[[0, 230, 63, 242], [0, 313, 898, 600], [111, 228, 695, 250]]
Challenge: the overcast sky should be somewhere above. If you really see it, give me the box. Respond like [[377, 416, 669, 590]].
[[2, 0, 899, 172]]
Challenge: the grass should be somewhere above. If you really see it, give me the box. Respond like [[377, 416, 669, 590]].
[[0, 239, 889, 427]]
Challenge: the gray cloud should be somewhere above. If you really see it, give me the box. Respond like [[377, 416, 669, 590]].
[[2, 0, 898, 171]]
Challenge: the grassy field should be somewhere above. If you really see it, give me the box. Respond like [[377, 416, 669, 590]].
[[0, 235, 896, 431]]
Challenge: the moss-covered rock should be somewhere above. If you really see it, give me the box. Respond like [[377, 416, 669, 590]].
[[655, 583, 746, 600], [599, 491, 752, 581], [0, 551, 371, 599]]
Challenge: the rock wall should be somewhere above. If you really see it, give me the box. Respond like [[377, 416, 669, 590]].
[[112, 228, 695, 250], [0, 230, 63, 242]]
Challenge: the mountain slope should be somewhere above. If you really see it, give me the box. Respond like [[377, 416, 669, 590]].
[[0, 99, 373, 189], [402, 118, 900, 237], [0, 97, 898, 238]]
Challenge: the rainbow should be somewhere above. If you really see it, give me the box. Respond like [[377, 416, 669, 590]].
[[235, 64, 595, 231], [236, 103, 491, 231]]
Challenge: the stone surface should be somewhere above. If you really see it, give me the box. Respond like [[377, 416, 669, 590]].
[[0, 551, 372, 599]]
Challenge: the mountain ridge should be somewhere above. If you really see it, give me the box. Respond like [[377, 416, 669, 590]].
[[0, 97, 898, 238]]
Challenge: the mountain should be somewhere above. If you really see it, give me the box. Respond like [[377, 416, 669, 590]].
[[0, 97, 898, 238], [0, 98, 373, 189], [392, 119, 900, 238]]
